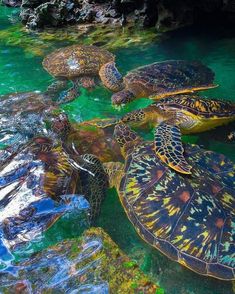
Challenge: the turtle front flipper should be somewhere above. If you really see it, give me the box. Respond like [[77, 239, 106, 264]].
[[56, 78, 81, 104], [154, 122, 192, 174], [99, 61, 124, 92], [45, 79, 68, 101]]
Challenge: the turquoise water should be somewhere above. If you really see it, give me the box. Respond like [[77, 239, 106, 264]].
[[0, 6, 235, 294]]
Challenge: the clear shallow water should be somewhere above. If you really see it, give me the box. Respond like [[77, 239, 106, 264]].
[[0, 6, 235, 294]]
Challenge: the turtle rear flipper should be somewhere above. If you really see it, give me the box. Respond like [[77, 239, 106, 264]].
[[154, 122, 192, 174]]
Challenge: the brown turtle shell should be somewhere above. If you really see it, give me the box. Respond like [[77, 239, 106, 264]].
[[42, 45, 115, 79], [124, 60, 216, 98]]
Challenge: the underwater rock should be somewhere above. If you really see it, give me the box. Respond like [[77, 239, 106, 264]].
[[0, 227, 159, 293], [15, 0, 235, 30], [2, 0, 21, 7], [20, 0, 122, 29]]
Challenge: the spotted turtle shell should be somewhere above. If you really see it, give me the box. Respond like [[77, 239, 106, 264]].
[[119, 142, 235, 280], [124, 60, 215, 98], [42, 45, 115, 79]]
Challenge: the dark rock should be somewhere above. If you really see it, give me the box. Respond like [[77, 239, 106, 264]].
[[2, 0, 21, 7], [3, 0, 235, 31]]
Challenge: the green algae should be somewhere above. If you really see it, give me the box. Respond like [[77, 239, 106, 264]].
[[0, 21, 158, 57]]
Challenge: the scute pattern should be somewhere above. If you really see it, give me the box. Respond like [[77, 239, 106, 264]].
[[155, 95, 235, 118], [43, 45, 115, 79], [119, 142, 235, 280], [154, 122, 192, 174], [124, 60, 215, 98]]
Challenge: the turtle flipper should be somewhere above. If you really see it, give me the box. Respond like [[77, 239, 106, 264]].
[[56, 78, 81, 104], [45, 79, 68, 100], [103, 161, 124, 189], [154, 122, 192, 174], [99, 61, 124, 92]]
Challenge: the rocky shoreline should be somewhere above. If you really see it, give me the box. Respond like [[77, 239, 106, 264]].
[[2, 0, 235, 31]]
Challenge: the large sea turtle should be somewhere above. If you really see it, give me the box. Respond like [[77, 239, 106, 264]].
[[42, 45, 123, 102], [104, 123, 235, 280], [0, 136, 108, 251], [95, 95, 235, 174], [118, 95, 235, 134], [109, 60, 216, 106]]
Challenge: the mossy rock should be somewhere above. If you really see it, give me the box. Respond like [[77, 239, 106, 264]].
[[0, 22, 158, 57], [0, 227, 160, 293]]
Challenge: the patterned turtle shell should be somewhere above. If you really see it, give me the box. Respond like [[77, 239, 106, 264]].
[[155, 95, 235, 118], [124, 60, 215, 98], [119, 142, 234, 280], [42, 45, 115, 79], [0, 92, 49, 116]]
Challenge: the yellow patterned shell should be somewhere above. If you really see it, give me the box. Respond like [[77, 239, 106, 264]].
[[155, 95, 235, 118], [119, 142, 235, 280], [42, 45, 115, 79]]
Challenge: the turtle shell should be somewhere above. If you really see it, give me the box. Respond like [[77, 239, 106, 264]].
[[155, 95, 235, 119], [124, 60, 216, 98], [0, 92, 49, 117], [0, 136, 108, 249], [119, 142, 235, 280], [65, 119, 123, 163], [42, 45, 115, 79]]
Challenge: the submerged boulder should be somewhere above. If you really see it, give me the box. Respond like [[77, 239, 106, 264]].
[[8, 0, 234, 31], [0, 227, 159, 293]]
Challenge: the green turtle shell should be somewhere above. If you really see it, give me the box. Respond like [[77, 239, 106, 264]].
[[155, 95, 235, 118], [42, 45, 115, 79], [119, 142, 234, 280], [124, 60, 216, 98]]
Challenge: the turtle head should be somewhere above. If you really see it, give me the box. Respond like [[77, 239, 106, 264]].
[[99, 61, 124, 92], [49, 112, 72, 138], [111, 89, 135, 107], [114, 123, 141, 158]]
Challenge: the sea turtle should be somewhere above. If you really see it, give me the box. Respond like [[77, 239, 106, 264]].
[[109, 60, 216, 106], [0, 108, 123, 169], [42, 45, 123, 102], [49, 113, 122, 163], [95, 95, 235, 173], [118, 95, 235, 134], [0, 135, 108, 251], [104, 123, 235, 280]]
